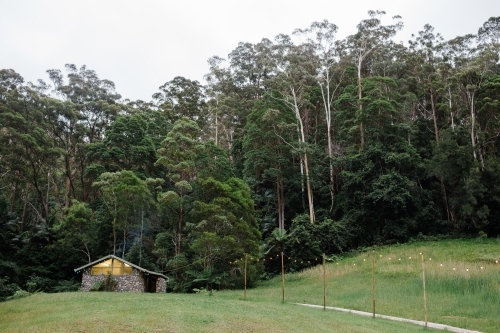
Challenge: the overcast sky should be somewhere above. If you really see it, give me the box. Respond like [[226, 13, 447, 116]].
[[1, 0, 498, 102]]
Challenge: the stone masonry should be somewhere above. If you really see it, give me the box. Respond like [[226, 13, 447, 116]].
[[156, 276, 167, 292], [81, 268, 145, 292]]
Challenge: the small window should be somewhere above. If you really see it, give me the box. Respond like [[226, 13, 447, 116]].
[[91, 259, 133, 275]]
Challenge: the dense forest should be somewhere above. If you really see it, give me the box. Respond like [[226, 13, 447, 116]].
[[1, 12, 500, 297]]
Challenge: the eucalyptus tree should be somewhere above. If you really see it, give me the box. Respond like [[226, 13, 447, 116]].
[[152, 76, 208, 132], [86, 113, 159, 178], [475, 17, 500, 156], [204, 56, 242, 151], [42, 96, 82, 208], [0, 69, 24, 213], [203, 38, 276, 154], [446, 34, 498, 166], [478, 16, 500, 45], [342, 10, 403, 147], [156, 117, 203, 254], [406, 25, 457, 222], [47, 64, 121, 144], [92, 170, 151, 257], [337, 75, 432, 243], [228, 38, 275, 100], [243, 97, 297, 231], [0, 70, 62, 228], [269, 33, 317, 223], [293, 20, 346, 210], [476, 74, 500, 156], [46, 64, 122, 204]]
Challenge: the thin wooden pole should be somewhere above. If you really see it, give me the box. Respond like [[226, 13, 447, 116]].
[[281, 251, 285, 303], [323, 253, 326, 310], [421, 252, 428, 327], [244, 254, 247, 298], [371, 250, 375, 318], [139, 210, 144, 267]]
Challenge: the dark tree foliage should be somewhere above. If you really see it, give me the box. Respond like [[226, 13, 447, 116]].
[[1, 14, 500, 298]]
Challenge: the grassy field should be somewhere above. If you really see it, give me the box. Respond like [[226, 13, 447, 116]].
[[248, 238, 500, 333], [0, 238, 499, 332], [0, 292, 440, 333]]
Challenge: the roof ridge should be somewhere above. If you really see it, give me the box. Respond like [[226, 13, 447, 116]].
[[74, 254, 168, 280]]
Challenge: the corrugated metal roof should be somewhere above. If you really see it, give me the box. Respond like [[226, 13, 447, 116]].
[[74, 255, 168, 281]]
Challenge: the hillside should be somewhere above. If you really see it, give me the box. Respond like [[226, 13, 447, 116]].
[[254, 238, 500, 333]]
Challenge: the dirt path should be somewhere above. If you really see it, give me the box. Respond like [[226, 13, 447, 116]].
[[296, 303, 483, 333]]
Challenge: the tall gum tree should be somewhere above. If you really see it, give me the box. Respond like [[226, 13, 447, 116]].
[[294, 20, 346, 211], [204, 56, 242, 152], [270, 34, 317, 223], [342, 10, 403, 148], [0, 72, 62, 228], [447, 33, 498, 167], [243, 97, 296, 231], [46, 64, 121, 205], [152, 76, 208, 134], [408, 25, 453, 222]]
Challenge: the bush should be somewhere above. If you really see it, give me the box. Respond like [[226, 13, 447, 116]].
[[90, 274, 117, 292], [26, 281, 38, 293], [478, 230, 488, 240], [26, 274, 55, 292], [101, 273, 118, 291], [89, 281, 103, 292], [6, 289, 31, 301], [0, 276, 19, 302], [53, 279, 80, 292], [165, 254, 191, 292]]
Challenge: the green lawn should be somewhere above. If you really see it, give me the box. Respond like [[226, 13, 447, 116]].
[[0, 292, 439, 333], [1, 238, 498, 332]]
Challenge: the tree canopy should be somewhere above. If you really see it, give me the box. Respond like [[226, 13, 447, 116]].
[[1, 12, 500, 295]]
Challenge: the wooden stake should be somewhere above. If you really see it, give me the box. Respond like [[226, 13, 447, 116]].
[[371, 250, 375, 318], [244, 254, 247, 298], [421, 252, 428, 327], [323, 253, 326, 310], [281, 251, 285, 303]]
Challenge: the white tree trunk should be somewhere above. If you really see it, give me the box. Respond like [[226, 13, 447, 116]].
[[291, 87, 315, 223]]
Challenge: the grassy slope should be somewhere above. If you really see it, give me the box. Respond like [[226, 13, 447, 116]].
[[1, 238, 498, 332], [249, 238, 500, 333]]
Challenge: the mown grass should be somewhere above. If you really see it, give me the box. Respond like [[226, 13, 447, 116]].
[[0, 238, 498, 332], [0, 292, 438, 332], [245, 238, 500, 333]]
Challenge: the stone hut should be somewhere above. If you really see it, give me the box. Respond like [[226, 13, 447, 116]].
[[74, 255, 168, 293]]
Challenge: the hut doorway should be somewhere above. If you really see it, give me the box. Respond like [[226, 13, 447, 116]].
[[144, 275, 157, 292]]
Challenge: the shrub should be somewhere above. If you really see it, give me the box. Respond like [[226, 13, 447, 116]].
[[101, 273, 118, 291], [89, 281, 103, 292], [477, 230, 488, 240], [53, 279, 80, 292], [6, 289, 31, 301], [90, 274, 117, 292], [0, 276, 19, 302], [26, 274, 55, 292]]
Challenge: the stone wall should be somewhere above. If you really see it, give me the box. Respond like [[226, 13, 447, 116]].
[[81, 268, 145, 292], [113, 270, 145, 292], [156, 277, 167, 292]]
